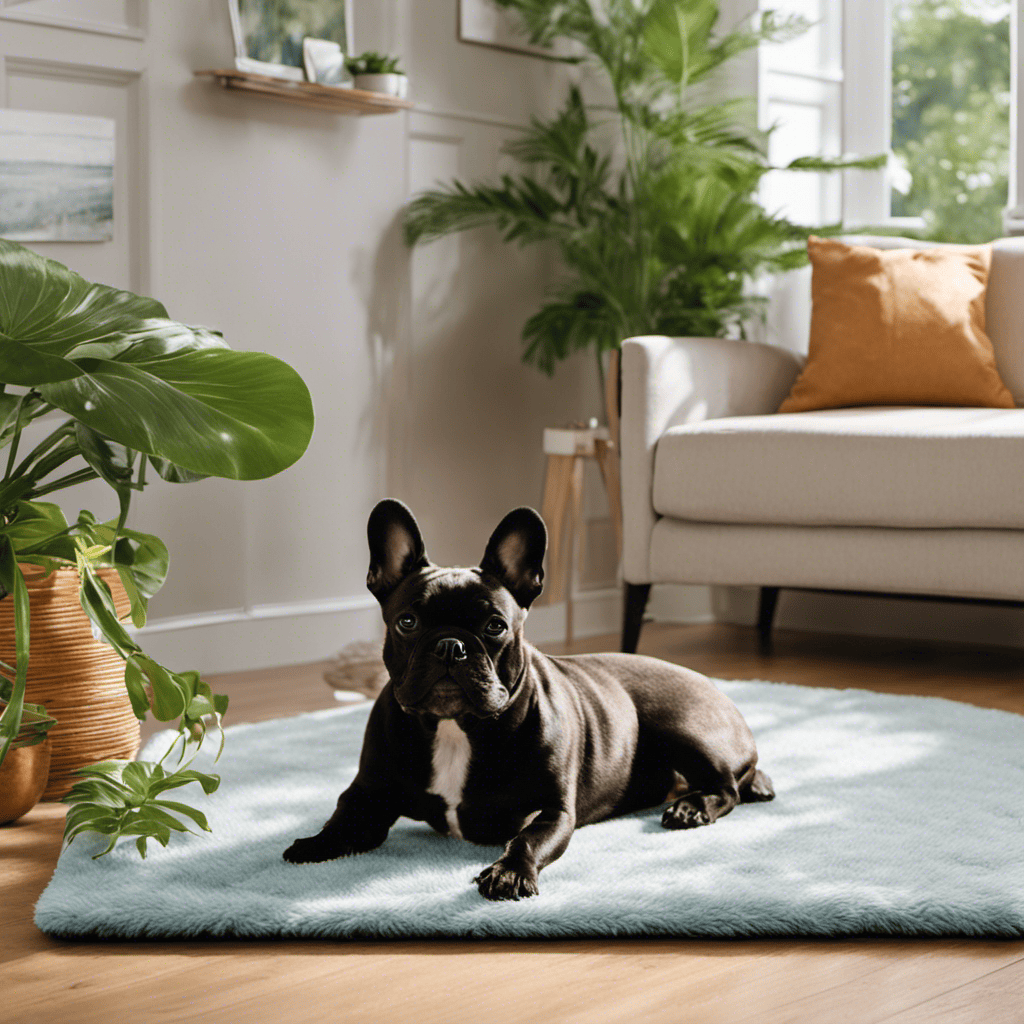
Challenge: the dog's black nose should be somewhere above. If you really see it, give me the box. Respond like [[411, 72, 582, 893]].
[[434, 637, 468, 663]]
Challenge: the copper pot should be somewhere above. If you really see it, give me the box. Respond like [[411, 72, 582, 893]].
[[0, 736, 52, 824]]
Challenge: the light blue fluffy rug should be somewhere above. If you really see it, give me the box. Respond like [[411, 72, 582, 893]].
[[34, 679, 1024, 940]]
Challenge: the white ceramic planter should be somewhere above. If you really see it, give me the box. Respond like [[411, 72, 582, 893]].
[[353, 73, 408, 98]]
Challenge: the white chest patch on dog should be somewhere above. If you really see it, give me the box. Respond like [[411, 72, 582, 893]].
[[428, 719, 471, 840]]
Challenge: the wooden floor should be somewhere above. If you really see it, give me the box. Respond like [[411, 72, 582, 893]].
[[4, 622, 1024, 1024]]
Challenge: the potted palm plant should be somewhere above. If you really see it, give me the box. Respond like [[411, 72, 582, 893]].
[[0, 239, 314, 857], [403, 0, 884, 418]]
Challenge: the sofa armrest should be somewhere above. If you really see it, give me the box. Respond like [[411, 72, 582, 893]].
[[619, 335, 804, 583]]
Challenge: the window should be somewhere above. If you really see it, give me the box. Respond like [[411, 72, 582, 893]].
[[891, 0, 1011, 243], [759, 0, 1022, 238]]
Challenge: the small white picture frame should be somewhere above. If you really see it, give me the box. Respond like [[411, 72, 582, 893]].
[[229, 0, 353, 81]]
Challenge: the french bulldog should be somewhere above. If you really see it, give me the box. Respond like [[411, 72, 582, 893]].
[[283, 499, 774, 900]]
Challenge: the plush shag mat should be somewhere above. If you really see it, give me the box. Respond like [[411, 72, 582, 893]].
[[34, 679, 1024, 940]]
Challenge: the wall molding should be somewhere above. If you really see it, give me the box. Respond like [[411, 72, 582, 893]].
[[0, 1, 145, 41], [410, 102, 527, 132], [3, 54, 142, 83], [131, 583, 715, 674]]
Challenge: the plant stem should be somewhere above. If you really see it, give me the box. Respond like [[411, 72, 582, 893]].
[[32, 468, 100, 498], [3, 396, 26, 482], [11, 419, 74, 480]]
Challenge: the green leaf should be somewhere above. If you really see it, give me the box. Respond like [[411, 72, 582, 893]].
[[0, 340, 85, 387], [151, 798, 211, 832], [149, 768, 221, 797], [39, 350, 314, 481], [0, 542, 29, 767], [0, 240, 314, 482], [91, 520, 169, 601], [147, 456, 208, 484], [120, 760, 153, 800], [74, 423, 135, 488], [122, 657, 151, 719], [77, 560, 139, 661], [127, 653, 186, 721]]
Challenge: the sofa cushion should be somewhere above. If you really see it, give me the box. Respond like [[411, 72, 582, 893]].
[[843, 236, 1024, 406], [778, 237, 1014, 413], [652, 406, 1024, 529]]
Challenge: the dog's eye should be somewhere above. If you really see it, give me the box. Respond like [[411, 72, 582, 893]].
[[396, 613, 418, 633], [484, 616, 506, 637]]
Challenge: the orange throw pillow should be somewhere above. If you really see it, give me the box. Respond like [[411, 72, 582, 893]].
[[778, 236, 1014, 413]]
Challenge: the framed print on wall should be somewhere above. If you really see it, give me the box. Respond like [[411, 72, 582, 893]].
[[0, 108, 114, 242], [458, 0, 573, 59], [229, 0, 354, 81]]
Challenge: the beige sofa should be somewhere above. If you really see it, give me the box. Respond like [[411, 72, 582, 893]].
[[618, 235, 1024, 652]]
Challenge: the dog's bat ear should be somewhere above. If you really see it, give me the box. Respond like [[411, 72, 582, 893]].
[[480, 507, 546, 609], [367, 499, 429, 602]]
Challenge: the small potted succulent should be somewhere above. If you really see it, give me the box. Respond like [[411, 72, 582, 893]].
[[345, 51, 407, 98]]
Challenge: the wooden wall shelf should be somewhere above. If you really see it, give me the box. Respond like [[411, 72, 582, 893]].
[[195, 69, 413, 116]]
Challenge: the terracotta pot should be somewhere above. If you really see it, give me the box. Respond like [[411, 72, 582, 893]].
[[0, 565, 139, 800], [0, 736, 52, 824]]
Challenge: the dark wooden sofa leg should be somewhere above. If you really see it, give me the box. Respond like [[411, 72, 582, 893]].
[[757, 587, 780, 652], [622, 583, 651, 653]]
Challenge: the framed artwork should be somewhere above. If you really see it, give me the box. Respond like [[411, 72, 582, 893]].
[[229, 0, 353, 81], [0, 108, 114, 243], [458, 0, 572, 59]]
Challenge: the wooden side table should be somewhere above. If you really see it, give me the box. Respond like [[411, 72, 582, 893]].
[[539, 424, 623, 644]]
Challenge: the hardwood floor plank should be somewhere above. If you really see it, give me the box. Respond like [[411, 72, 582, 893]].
[[728, 943, 1024, 1024], [3, 623, 1022, 1024], [877, 956, 1024, 1024]]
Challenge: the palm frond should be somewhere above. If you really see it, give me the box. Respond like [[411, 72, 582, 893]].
[[403, 0, 880, 375]]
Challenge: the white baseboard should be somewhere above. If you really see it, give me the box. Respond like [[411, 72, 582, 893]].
[[132, 580, 1023, 678], [129, 583, 716, 675], [130, 596, 385, 675]]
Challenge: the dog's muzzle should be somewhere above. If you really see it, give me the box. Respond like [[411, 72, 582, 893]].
[[394, 628, 510, 718]]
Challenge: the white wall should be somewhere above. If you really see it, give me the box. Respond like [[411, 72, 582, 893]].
[[1, 0, 623, 673]]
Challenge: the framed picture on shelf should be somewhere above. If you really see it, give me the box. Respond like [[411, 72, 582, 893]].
[[458, 0, 573, 59], [229, 0, 353, 81]]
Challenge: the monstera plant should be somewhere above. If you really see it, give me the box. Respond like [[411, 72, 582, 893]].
[[0, 239, 314, 858]]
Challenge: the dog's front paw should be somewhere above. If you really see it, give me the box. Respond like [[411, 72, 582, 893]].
[[474, 859, 539, 901], [282, 832, 379, 864], [661, 798, 711, 830]]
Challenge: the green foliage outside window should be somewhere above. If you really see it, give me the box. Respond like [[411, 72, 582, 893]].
[[892, 0, 1010, 243]]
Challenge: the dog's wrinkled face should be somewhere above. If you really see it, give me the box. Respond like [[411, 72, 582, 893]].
[[366, 500, 546, 720]]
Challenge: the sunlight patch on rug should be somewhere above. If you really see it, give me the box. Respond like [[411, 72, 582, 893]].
[[33, 679, 1024, 939]]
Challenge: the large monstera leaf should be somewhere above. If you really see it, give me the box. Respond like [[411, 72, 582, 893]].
[[0, 240, 313, 480]]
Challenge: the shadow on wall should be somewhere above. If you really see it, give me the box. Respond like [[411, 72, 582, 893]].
[[385, 219, 601, 567], [356, 209, 408, 487]]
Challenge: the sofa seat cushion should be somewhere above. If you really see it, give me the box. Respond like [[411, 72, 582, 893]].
[[652, 406, 1024, 529]]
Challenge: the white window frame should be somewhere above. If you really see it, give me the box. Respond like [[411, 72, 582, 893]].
[[766, 0, 1023, 234], [1006, 5, 1024, 233]]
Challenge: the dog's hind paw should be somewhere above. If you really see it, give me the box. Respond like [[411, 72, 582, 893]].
[[661, 799, 712, 830], [474, 859, 539, 901]]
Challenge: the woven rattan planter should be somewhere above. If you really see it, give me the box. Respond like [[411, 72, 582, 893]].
[[0, 564, 139, 801]]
